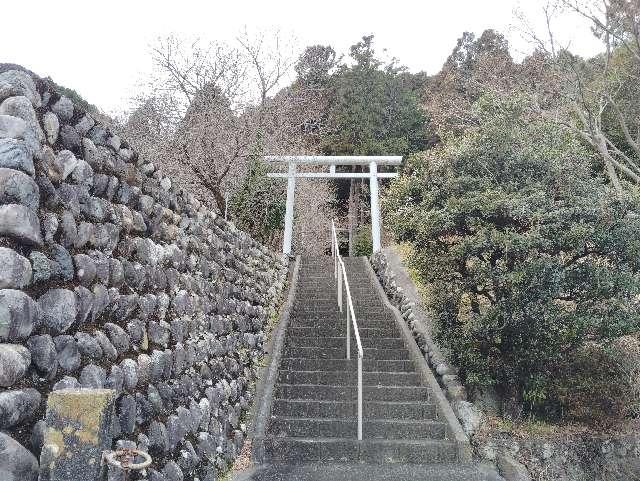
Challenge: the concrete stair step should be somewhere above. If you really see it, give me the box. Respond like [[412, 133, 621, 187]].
[[295, 283, 376, 289], [294, 307, 387, 314], [232, 462, 505, 481], [295, 285, 336, 288], [293, 306, 389, 312], [287, 324, 396, 335], [287, 327, 398, 338], [275, 384, 430, 402], [290, 316, 394, 323], [298, 280, 372, 286], [292, 309, 392, 316], [296, 281, 371, 287], [271, 400, 438, 420], [294, 286, 337, 291], [286, 337, 404, 349], [262, 437, 458, 464], [278, 370, 420, 386], [293, 302, 384, 308], [296, 278, 337, 283], [289, 319, 395, 329], [291, 314, 394, 321], [293, 294, 379, 300], [282, 347, 411, 360], [293, 294, 381, 301], [296, 285, 378, 292], [291, 301, 387, 315], [268, 417, 447, 440], [280, 358, 415, 372], [291, 312, 375, 318]]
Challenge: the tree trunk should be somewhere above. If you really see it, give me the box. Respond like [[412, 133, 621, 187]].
[[604, 158, 623, 196], [360, 179, 366, 226], [595, 135, 623, 196], [355, 179, 363, 227], [212, 187, 226, 214], [191, 165, 227, 212]]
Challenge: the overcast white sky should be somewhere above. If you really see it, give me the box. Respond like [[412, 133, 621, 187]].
[[2, 0, 603, 115]]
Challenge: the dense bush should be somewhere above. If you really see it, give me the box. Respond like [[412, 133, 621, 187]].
[[384, 95, 640, 416], [54, 83, 99, 115], [353, 224, 373, 256], [548, 343, 637, 422], [230, 154, 285, 245]]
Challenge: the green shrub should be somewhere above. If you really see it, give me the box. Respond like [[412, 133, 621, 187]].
[[548, 344, 636, 423], [230, 153, 285, 246], [54, 84, 99, 115], [384, 94, 640, 416], [353, 224, 373, 256]]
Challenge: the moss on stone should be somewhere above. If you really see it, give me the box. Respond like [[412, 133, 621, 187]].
[[46, 389, 115, 446]]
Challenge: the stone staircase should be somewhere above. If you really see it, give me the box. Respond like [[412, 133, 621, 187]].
[[261, 256, 463, 465]]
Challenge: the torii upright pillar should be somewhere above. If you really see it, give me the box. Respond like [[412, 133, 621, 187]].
[[265, 156, 402, 256], [368, 160, 381, 253], [282, 161, 296, 256]]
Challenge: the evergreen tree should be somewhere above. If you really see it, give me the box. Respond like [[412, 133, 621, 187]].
[[322, 35, 428, 156]]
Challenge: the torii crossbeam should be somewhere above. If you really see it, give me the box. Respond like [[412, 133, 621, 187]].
[[265, 155, 402, 256]]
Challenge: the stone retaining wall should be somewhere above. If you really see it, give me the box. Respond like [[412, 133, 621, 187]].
[[0, 66, 287, 481], [476, 432, 640, 481]]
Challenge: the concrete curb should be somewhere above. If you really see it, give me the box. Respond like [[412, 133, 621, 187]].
[[360, 256, 472, 463], [249, 255, 301, 463]]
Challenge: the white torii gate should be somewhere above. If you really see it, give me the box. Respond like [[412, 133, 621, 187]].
[[266, 155, 402, 256]]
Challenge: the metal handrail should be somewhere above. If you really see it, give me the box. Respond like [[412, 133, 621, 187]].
[[331, 220, 364, 440]]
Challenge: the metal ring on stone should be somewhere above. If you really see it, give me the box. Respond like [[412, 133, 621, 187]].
[[102, 449, 152, 471]]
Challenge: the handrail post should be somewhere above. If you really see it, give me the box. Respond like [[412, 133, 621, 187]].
[[331, 223, 334, 268], [331, 222, 336, 278], [358, 355, 363, 440], [336, 266, 342, 312], [346, 299, 351, 360], [338, 270, 342, 312], [334, 224, 339, 279]]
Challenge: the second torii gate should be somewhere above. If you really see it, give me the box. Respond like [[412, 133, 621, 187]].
[[265, 155, 402, 256]]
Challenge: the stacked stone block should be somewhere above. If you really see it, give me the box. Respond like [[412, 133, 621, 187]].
[[0, 66, 287, 481]]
